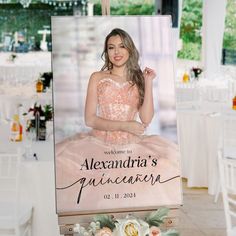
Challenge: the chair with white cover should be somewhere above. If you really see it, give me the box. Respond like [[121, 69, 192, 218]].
[[175, 82, 200, 110], [214, 112, 236, 203], [0, 149, 33, 236], [218, 150, 236, 236], [221, 112, 236, 160]]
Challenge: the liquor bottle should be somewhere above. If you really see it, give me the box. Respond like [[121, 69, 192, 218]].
[[17, 103, 23, 141], [233, 96, 236, 110], [182, 71, 190, 83], [38, 116, 46, 141], [10, 114, 22, 142], [36, 78, 43, 93], [19, 120, 23, 141]]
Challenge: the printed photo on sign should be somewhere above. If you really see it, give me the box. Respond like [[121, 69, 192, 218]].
[[52, 16, 182, 215]]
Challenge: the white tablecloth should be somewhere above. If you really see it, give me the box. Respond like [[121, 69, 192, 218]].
[[205, 114, 221, 195], [177, 106, 236, 195], [0, 52, 59, 235], [175, 78, 236, 194], [0, 52, 51, 82], [0, 123, 60, 236], [0, 84, 52, 123], [177, 109, 209, 188]]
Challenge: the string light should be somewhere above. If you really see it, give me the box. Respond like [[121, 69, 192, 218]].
[[5, 0, 88, 12], [40, 0, 85, 9]]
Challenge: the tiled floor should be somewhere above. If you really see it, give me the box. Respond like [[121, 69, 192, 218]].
[[178, 179, 226, 236]]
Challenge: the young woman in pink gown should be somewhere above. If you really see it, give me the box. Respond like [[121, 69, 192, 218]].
[[56, 28, 181, 214]]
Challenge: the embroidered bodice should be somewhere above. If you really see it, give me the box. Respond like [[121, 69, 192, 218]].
[[92, 78, 140, 144]]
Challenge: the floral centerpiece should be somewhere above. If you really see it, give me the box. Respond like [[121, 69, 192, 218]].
[[191, 67, 202, 79], [73, 208, 179, 236], [40, 72, 53, 92], [23, 103, 53, 132]]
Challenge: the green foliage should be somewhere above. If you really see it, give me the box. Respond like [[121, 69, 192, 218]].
[[93, 3, 101, 15], [0, 3, 73, 45], [145, 207, 169, 227], [93, 214, 116, 231], [179, 0, 236, 60], [94, 3, 154, 15], [178, 0, 202, 60], [161, 229, 180, 236], [180, 0, 202, 44], [178, 42, 201, 61], [113, 4, 154, 15], [1, 1, 154, 49], [223, 0, 236, 50], [43, 104, 53, 121]]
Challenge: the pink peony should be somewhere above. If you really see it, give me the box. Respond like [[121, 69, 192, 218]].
[[149, 226, 161, 236], [95, 227, 113, 236]]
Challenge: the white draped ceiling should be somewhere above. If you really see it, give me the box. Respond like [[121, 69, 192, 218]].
[[202, 0, 227, 78]]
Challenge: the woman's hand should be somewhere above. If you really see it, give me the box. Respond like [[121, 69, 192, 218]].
[[143, 67, 156, 81], [139, 67, 156, 124], [122, 121, 146, 135]]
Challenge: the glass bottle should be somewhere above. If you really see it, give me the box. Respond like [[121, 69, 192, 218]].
[[19, 120, 23, 141], [233, 96, 236, 110], [17, 103, 23, 141], [10, 114, 22, 142], [36, 78, 43, 93], [182, 71, 190, 83]]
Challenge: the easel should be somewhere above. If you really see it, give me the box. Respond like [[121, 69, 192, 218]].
[[101, 0, 110, 15], [58, 4, 181, 235]]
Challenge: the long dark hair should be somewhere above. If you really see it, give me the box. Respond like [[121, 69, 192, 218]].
[[101, 28, 145, 107]]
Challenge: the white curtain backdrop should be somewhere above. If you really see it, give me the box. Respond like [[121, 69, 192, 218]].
[[202, 0, 227, 78]]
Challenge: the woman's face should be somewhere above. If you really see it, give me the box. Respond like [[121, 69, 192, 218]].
[[107, 35, 129, 68]]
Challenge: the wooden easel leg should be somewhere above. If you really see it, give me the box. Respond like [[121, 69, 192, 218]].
[[101, 0, 110, 16]]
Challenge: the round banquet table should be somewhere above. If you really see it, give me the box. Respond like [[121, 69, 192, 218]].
[[177, 105, 235, 195], [0, 122, 60, 236], [0, 52, 51, 83]]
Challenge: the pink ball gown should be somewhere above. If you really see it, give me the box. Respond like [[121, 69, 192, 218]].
[[55, 78, 182, 214]]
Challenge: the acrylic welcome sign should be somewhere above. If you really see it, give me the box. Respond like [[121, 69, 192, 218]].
[[52, 16, 182, 218]]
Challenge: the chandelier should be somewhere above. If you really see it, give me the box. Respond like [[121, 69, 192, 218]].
[[19, 0, 32, 8], [0, 0, 87, 10]]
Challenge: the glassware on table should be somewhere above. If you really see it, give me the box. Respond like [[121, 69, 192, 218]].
[[24, 127, 36, 160], [38, 116, 46, 141], [46, 120, 53, 140]]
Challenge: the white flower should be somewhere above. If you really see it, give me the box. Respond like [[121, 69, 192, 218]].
[[73, 224, 91, 236], [89, 221, 98, 233], [115, 218, 141, 236]]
